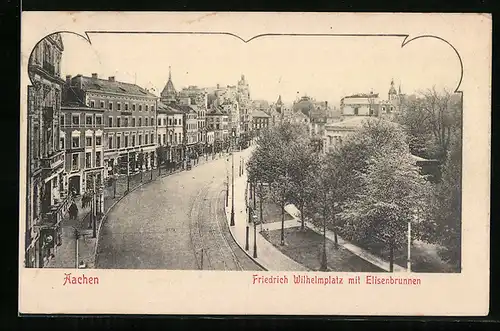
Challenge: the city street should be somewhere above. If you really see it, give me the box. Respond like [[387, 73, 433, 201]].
[[95, 155, 263, 271]]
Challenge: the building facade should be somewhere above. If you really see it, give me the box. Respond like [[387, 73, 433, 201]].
[[63, 74, 158, 180], [60, 100, 105, 197], [157, 102, 184, 163], [206, 106, 229, 153], [26, 33, 67, 268], [252, 109, 270, 135]]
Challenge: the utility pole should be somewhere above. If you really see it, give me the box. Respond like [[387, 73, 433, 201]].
[[73, 227, 79, 269], [230, 135, 235, 226], [407, 221, 412, 272]]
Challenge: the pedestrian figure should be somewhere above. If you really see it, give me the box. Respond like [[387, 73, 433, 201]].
[[69, 201, 78, 221]]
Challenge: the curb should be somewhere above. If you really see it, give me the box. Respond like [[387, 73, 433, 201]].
[[224, 202, 268, 272]]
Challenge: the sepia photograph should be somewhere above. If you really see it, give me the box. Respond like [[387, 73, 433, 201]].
[[19, 12, 490, 315]]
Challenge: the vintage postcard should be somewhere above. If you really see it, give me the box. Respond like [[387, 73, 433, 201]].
[[19, 12, 491, 315]]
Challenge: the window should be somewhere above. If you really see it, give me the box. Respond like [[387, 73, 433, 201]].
[[60, 115, 64, 126], [124, 136, 128, 147], [85, 152, 92, 168], [125, 103, 129, 111], [116, 136, 121, 148], [90, 100, 95, 108], [151, 106, 155, 112], [132, 104, 136, 111], [158, 118, 161, 126], [138, 117, 142, 126], [108, 136, 113, 149], [72, 136, 80, 148], [139, 105, 142, 111], [168, 118, 171, 126], [145, 134, 149, 144], [132, 117, 136, 127], [145, 118, 148, 126], [86, 115, 93, 126], [151, 117, 154, 126], [354, 107, 359, 115], [175, 133, 178, 143], [163, 134, 166, 145], [179, 118, 182, 126], [86, 136, 92, 147], [100, 101, 105, 108], [146, 105, 149, 112], [117, 118, 121, 127], [124, 117, 129, 127], [158, 134, 161, 144], [108, 102, 113, 111], [96, 136, 102, 146], [132, 135, 136, 147], [138, 135, 142, 145], [150, 133, 154, 144], [108, 117, 113, 127], [96, 115, 102, 125], [117, 103, 121, 111], [96, 151, 101, 167], [71, 154, 79, 171], [60, 136, 65, 149], [72, 114, 80, 125], [174, 119, 177, 125]]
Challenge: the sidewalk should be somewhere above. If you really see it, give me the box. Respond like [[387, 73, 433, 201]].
[[45, 197, 94, 269], [225, 151, 309, 271]]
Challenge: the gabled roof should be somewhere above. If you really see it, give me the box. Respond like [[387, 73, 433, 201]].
[[169, 103, 196, 114], [75, 75, 157, 97], [252, 110, 271, 118]]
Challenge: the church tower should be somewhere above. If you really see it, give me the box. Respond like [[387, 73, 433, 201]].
[[388, 78, 398, 101], [160, 66, 177, 104]]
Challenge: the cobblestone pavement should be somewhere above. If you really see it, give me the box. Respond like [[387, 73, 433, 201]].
[[96, 157, 263, 270]]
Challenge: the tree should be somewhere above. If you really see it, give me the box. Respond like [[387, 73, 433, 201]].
[[337, 119, 432, 272], [417, 132, 462, 271], [397, 88, 462, 160], [286, 136, 320, 232]]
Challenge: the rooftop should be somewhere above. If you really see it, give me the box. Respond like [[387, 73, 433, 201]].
[[72, 74, 157, 98], [252, 110, 271, 118]]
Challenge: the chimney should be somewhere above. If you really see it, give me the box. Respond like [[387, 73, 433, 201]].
[[108, 76, 115, 82], [325, 101, 328, 108], [91, 73, 98, 79], [66, 75, 72, 84]]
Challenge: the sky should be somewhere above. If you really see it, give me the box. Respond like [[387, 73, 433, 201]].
[[58, 32, 461, 107]]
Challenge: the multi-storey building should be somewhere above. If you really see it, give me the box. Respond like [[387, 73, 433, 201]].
[[171, 103, 198, 158], [157, 101, 184, 162], [178, 86, 208, 147], [60, 85, 105, 196], [206, 105, 229, 153], [252, 110, 271, 135], [63, 74, 158, 179], [26, 33, 67, 268]]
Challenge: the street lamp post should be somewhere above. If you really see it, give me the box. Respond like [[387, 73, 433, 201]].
[[71, 226, 79, 269], [252, 213, 258, 258], [230, 132, 235, 226], [126, 154, 130, 193], [245, 206, 251, 251]]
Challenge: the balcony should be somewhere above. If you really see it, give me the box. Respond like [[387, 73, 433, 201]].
[[40, 150, 65, 171]]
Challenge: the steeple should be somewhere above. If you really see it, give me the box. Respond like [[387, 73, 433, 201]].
[[161, 66, 177, 103], [388, 78, 397, 101]]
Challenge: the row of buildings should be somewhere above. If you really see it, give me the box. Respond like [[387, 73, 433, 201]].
[[24, 34, 267, 268]]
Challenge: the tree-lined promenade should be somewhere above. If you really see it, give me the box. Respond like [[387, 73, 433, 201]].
[[247, 89, 462, 272]]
